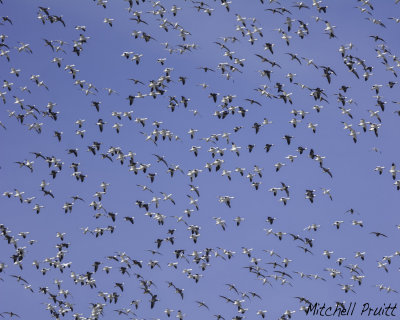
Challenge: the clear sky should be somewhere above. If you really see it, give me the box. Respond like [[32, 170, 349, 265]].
[[1, 0, 400, 319]]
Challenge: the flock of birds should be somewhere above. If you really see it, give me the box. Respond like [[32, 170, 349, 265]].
[[1, 0, 400, 319]]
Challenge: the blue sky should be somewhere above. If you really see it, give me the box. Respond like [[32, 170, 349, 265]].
[[1, 0, 400, 319]]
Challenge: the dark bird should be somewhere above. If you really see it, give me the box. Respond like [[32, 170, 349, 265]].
[[370, 232, 388, 238], [283, 135, 293, 145]]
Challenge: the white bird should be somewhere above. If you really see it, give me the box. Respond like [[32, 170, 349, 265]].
[[285, 155, 297, 162], [321, 188, 333, 200], [333, 221, 344, 229], [104, 18, 114, 26], [389, 163, 398, 180], [374, 166, 384, 175], [308, 122, 318, 133], [279, 197, 290, 206], [257, 310, 267, 318], [377, 261, 388, 273], [213, 217, 226, 230], [233, 216, 244, 226], [222, 170, 232, 181], [230, 143, 241, 156], [352, 220, 364, 227], [355, 251, 365, 260], [219, 195, 234, 208], [160, 192, 175, 205], [339, 284, 355, 293], [275, 162, 286, 172]]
